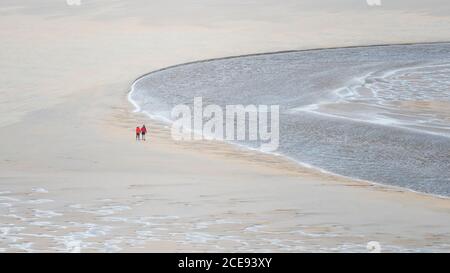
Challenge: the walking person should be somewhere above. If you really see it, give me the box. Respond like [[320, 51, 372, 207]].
[[135, 126, 141, 141], [141, 125, 147, 141]]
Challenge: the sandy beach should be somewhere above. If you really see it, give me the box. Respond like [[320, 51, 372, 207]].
[[1, 1, 450, 252]]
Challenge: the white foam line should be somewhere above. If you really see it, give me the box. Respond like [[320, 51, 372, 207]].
[[24, 199, 54, 204], [127, 85, 141, 113], [31, 187, 48, 194], [0, 196, 19, 202], [0, 203, 12, 208], [10, 242, 34, 253], [380, 62, 450, 79], [33, 209, 63, 218]]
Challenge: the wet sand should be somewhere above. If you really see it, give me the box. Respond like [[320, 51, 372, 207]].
[[1, 1, 450, 252]]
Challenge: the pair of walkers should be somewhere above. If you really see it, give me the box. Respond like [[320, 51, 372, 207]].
[[135, 125, 147, 141]]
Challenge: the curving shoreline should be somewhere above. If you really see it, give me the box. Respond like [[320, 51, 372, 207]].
[[128, 41, 450, 86], [128, 42, 450, 200]]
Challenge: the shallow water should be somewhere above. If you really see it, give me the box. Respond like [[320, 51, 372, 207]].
[[2, 188, 448, 252], [130, 43, 450, 196]]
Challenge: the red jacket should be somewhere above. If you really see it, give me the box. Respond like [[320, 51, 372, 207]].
[[141, 127, 147, 134], [136, 127, 141, 134]]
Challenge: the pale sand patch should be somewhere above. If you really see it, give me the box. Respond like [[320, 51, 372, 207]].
[[0, 1, 450, 252], [394, 101, 450, 117]]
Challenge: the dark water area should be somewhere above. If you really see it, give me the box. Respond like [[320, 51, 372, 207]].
[[131, 43, 450, 196]]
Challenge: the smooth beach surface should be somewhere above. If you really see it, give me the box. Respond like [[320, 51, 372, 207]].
[[1, 0, 450, 252]]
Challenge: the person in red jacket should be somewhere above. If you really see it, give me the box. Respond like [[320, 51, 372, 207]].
[[135, 126, 141, 141], [141, 125, 147, 141]]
